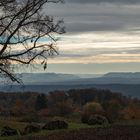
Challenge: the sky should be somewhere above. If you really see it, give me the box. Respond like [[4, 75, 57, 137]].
[[35, 0, 140, 74]]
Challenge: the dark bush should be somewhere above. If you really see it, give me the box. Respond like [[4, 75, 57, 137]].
[[23, 124, 41, 134], [42, 120, 68, 130], [88, 115, 109, 125], [1, 126, 18, 136], [81, 113, 89, 123]]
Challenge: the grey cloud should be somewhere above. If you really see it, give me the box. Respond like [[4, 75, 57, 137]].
[[45, 3, 140, 33], [66, 0, 140, 4], [59, 47, 140, 59], [66, 22, 125, 32]]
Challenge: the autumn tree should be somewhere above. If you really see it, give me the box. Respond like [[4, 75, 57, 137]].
[[122, 103, 140, 120], [47, 91, 73, 116], [0, 0, 65, 83], [35, 94, 47, 111], [103, 99, 122, 122], [11, 99, 26, 115]]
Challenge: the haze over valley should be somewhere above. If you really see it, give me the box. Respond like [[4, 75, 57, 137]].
[[1, 72, 140, 98]]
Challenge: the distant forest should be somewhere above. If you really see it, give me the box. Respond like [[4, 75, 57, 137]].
[[0, 88, 139, 123]]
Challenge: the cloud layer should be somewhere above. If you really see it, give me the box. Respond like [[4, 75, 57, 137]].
[[66, 0, 140, 4], [49, 32, 140, 64], [46, 3, 140, 33], [43, 1, 140, 73]]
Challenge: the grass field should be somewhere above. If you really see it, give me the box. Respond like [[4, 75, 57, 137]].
[[23, 126, 140, 140], [0, 118, 139, 140], [0, 118, 111, 140]]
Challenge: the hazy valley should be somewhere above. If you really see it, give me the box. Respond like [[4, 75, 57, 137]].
[[1, 72, 140, 98]]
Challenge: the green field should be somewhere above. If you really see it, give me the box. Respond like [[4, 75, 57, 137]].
[[0, 118, 112, 140]]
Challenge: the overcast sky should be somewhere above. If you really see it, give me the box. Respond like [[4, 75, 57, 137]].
[[38, 0, 140, 74]]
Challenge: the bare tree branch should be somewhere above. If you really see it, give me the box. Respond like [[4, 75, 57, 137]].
[[0, 0, 65, 83]]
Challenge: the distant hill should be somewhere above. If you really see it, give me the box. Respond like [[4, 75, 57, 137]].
[[103, 72, 140, 78], [16, 73, 80, 84], [0, 72, 139, 85], [12, 72, 140, 85], [0, 72, 140, 98], [78, 74, 103, 78], [53, 72, 140, 85]]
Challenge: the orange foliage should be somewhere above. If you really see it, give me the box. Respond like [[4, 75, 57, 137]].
[[38, 108, 48, 117], [11, 99, 26, 115], [122, 104, 140, 120]]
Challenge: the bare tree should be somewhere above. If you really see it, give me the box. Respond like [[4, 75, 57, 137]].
[[0, 0, 65, 83]]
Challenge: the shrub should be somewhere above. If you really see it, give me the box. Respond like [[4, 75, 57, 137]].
[[23, 125, 41, 134], [83, 102, 104, 116], [1, 126, 18, 136], [88, 115, 109, 125], [81, 102, 104, 123], [42, 120, 68, 130]]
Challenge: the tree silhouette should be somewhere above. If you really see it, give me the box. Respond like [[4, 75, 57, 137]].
[[35, 94, 47, 111], [0, 0, 65, 83]]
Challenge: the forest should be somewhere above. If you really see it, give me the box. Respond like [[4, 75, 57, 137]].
[[0, 88, 140, 122]]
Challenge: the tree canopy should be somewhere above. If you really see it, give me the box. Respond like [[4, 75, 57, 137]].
[[0, 0, 65, 83]]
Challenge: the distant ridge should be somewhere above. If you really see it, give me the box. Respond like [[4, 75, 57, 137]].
[[18, 73, 80, 84], [1, 72, 140, 85], [0, 72, 140, 98], [103, 72, 140, 78]]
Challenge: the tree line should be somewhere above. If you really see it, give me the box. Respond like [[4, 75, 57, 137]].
[[0, 88, 139, 122]]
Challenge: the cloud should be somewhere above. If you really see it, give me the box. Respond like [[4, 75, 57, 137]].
[[44, 1, 140, 69], [48, 31, 140, 65], [66, 22, 125, 32], [66, 0, 140, 4], [45, 3, 140, 33]]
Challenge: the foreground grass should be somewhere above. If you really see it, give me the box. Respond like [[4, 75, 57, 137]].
[[0, 124, 139, 140], [0, 118, 27, 131], [25, 126, 140, 140], [0, 119, 111, 140], [20, 123, 110, 139], [0, 118, 139, 140]]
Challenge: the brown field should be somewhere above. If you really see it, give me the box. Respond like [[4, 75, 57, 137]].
[[22, 126, 140, 140]]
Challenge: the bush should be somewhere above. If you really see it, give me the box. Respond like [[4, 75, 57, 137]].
[[42, 120, 68, 130], [1, 126, 19, 136], [88, 115, 109, 125], [83, 102, 104, 116], [81, 102, 104, 123], [23, 124, 41, 134]]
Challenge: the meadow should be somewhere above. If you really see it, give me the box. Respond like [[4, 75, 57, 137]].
[[0, 118, 139, 140]]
